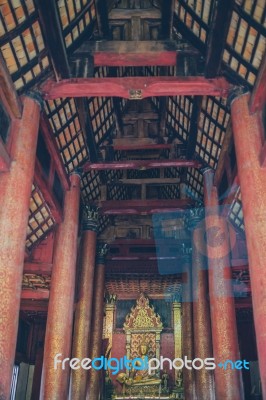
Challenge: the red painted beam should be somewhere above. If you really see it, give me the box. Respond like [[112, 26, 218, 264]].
[[24, 262, 53, 274], [103, 143, 172, 151], [42, 76, 231, 100], [21, 290, 49, 300], [0, 139, 10, 172], [249, 51, 266, 113], [83, 159, 201, 171], [74, 40, 199, 67], [97, 199, 193, 215], [20, 301, 48, 312], [40, 114, 70, 191], [34, 160, 63, 223]]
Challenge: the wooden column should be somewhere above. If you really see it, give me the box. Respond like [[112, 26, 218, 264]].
[[87, 243, 108, 400], [187, 207, 215, 400], [40, 172, 81, 400], [181, 252, 195, 399], [71, 206, 99, 400], [203, 168, 243, 400], [231, 92, 266, 398], [0, 95, 41, 400]]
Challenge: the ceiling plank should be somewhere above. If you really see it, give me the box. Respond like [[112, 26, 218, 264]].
[[83, 159, 201, 171], [0, 53, 22, 119], [205, 0, 234, 78], [42, 76, 231, 99], [249, 50, 266, 113]]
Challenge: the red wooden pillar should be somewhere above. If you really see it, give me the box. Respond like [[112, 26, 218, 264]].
[[231, 92, 266, 398], [40, 172, 81, 400], [87, 243, 108, 400], [203, 168, 243, 400], [187, 207, 214, 399], [71, 206, 99, 400], [181, 252, 195, 400], [0, 96, 41, 400]]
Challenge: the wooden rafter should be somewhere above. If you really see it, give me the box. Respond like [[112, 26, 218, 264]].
[[214, 122, 233, 187], [37, 0, 98, 163], [186, 96, 202, 159], [34, 160, 63, 223], [249, 50, 266, 113], [160, 0, 175, 39], [36, 0, 70, 79], [0, 140, 10, 172], [95, 0, 110, 38], [42, 76, 231, 99], [0, 53, 22, 119], [40, 115, 70, 191], [205, 0, 234, 78]]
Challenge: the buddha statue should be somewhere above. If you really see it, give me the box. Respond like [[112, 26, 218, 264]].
[[117, 341, 161, 388]]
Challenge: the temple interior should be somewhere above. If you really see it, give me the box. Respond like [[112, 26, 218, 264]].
[[0, 0, 266, 399]]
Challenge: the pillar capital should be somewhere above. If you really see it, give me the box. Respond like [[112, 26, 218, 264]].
[[69, 167, 83, 179], [171, 287, 182, 303], [96, 242, 109, 265], [200, 166, 213, 176], [227, 85, 250, 107], [185, 205, 204, 231], [105, 293, 117, 305], [82, 205, 99, 232], [25, 90, 44, 108]]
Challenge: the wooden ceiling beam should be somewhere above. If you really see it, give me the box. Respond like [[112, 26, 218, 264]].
[[42, 76, 231, 100], [214, 122, 233, 186], [186, 96, 202, 158], [36, 0, 98, 163], [160, 0, 175, 39], [34, 159, 63, 223], [96, 199, 193, 215], [84, 158, 201, 171], [205, 0, 234, 78], [73, 40, 199, 67], [249, 50, 266, 113], [0, 53, 22, 119], [24, 262, 52, 275], [36, 0, 70, 79], [40, 115, 70, 191], [0, 139, 11, 172], [95, 0, 110, 38], [104, 143, 171, 151], [21, 290, 49, 301], [107, 178, 178, 185], [109, 8, 161, 20]]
